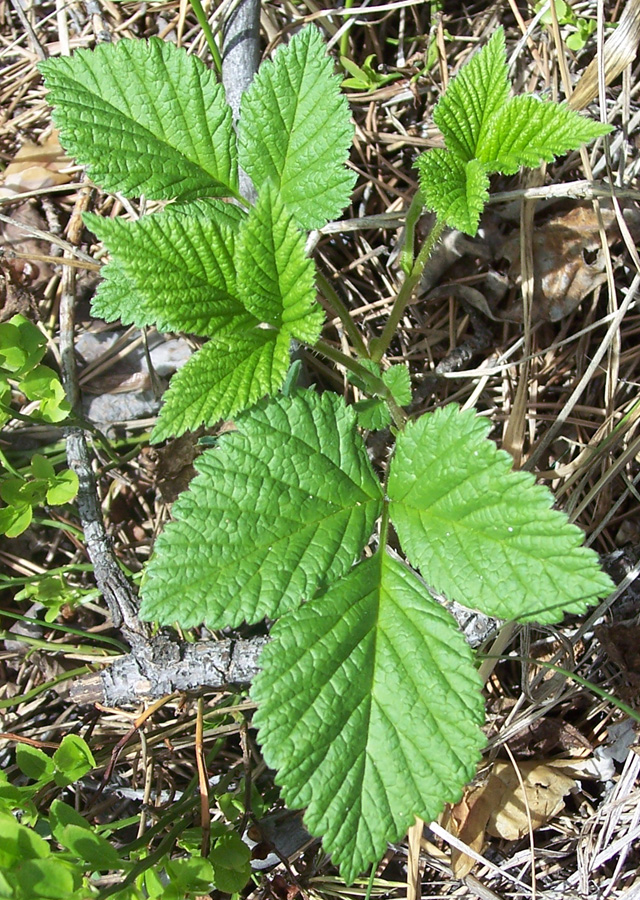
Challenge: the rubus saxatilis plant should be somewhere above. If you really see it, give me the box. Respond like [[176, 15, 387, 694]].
[[41, 25, 613, 881]]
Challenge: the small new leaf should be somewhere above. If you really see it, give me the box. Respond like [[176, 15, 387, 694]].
[[416, 151, 489, 235], [388, 404, 614, 622], [252, 551, 486, 883], [382, 365, 412, 406], [238, 26, 355, 229], [417, 27, 611, 235], [433, 27, 509, 162], [477, 94, 611, 174], [151, 329, 291, 442], [40, 39, 238, 201], [140, 390, 383, 628]]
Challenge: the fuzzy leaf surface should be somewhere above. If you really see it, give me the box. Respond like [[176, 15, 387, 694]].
[[40, 39, 238, 201], [416, 151, 489, 236], [140, 390, 383, 628], [86, 203, 253, 335], [388, 404, 614, 623], [477, 95, 611, 174], [236, 184, 324, 342], [238, 26, 355, 229], [150, 329, 291, 442], [433, 27, 509, 161], [252, 551, 486, 883]]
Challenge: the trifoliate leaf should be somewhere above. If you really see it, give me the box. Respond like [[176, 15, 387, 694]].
[[40, 39, 238, 201], [416, 150, 489, 236], [477, 94, 611, 175], [238, 26, 355, 229], [388, 404, 614, 623], [252, 551, 486, 883], [86, 203, 254, 335], [433, 28, 509, 162], [140, 390, 383, 628], [383, 364, 411, 406], [150, 329, 291, 442], [236, 183, 324, 342]]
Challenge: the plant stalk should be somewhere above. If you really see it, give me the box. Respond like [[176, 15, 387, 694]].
[[371, 217, 445, 362], [190, 0, 223, 74], [314, 339, 407, 429], [315, 270, 370, 358]]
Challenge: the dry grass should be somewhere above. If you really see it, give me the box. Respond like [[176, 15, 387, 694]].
[[1, 1, 640, 898]]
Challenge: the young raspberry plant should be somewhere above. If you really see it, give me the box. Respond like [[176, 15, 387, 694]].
[[41, 25, 613, 882]]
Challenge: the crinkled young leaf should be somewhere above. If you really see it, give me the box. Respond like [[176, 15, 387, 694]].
[[477, 94, 611, 175], [416, 150, 489, 236], [140, 390, 383, 628], [86, 203, 253, 335], [40, 38, 238, 201], [238, 26, 355, 229], [236, 183, 324, 342], [388, 404, 614, 623], [252, 551, 485, 883], [433, 27, 509, 162], [383, 364, 412, 406], [151, 329, 291, 442]]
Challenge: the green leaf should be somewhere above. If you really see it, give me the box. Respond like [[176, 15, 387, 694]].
[[40, 38, 238, 201], [46, 469, 79, 506], [383, 364, 411, 406], [16, 745, 55, 783], [209, 833, 251, 893], [58, 824, 122, 870], [140, 390, 383, 628], [30, 454, 55, 481], [353, 397, 391, 430], [236, 183, 324, 342], [0, 812, 50, 868], [164, 857, 214, 892], [49, 800, 91, 845], [477, 95, 611, 175], [252, 551, 486, 883], [388, 404, 614, 623], [151, 328, 291, 442], [0, 316, 46, 375], [14, 858, 77, 899], [0, 503, 32, 538], [86, 204, 253, 335], [52, 735, 95, 787], [239, 26, 355, 229], [416, 150, 489, 236], [433, 28, 509, 162]]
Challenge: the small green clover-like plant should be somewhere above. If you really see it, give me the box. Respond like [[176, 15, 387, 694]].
[[0, 315, 78, 537], [415, 27, 611, 234], [1, 736, 250, 900], [40, 24, 614, 884]]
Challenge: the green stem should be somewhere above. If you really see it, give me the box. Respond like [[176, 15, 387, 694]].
[[190, 0, 223, 75], [339, 0, 356, 61], [371, 217, 445, 363], [400, 190, 424, 275], [316, 270, 370, 358], [314, 339, 407, 429], [314, 339, 384, 388]]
